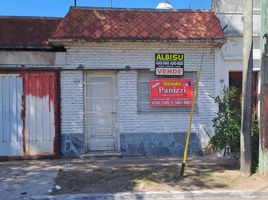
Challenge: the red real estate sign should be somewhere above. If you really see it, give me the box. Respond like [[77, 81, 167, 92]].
[[150, 79, 193, 107]]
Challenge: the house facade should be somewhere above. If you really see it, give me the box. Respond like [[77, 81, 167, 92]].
[[213, 0, 261, 112], [0, 7, 225, 158]]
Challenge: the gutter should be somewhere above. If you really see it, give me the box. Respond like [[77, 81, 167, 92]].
[[0, 65, 151, 71], [0, 66, 62, 71], [48, 38, 226, 47], [0, 45, 65, 52]]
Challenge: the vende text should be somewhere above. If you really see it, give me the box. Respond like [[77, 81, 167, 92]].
[[156, 68, 183, 76]]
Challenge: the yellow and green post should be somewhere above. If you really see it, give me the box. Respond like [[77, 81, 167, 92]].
[[180, 67, 202, 177]]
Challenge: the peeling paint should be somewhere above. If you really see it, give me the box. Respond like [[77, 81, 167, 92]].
[[23, 72, 57, 156], [0, 71, 59, 158], [24, 72, 56, 111]]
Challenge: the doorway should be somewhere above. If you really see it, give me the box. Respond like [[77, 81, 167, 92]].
[[229, 71, 258, 113], [85, 71, 119, 152]]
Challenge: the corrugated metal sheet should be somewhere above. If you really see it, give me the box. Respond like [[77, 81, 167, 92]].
[[0, 72, 58, 158], [24, 72, 57, 155], [0, 74, 23, 156]]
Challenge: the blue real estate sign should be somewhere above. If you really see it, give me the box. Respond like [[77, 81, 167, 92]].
[[155, 53, 184, 76]]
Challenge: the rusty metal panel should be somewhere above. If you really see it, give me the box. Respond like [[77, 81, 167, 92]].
[[0, 74, 23, 156], [24, 72, 57, 155]]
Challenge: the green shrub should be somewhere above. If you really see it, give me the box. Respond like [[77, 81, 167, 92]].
[[209, 86, 259, 172], [209, 87, 241, 154]]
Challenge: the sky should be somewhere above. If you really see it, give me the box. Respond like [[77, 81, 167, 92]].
[[0, 0, 211, 17]]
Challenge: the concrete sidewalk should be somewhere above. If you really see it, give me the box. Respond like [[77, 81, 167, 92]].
[[0, 159, 61, 200], [0, 156, 265, 200], [27, 191, 268, 200]]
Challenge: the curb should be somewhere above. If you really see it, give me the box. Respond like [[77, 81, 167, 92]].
[[27, 191, 268, 200]]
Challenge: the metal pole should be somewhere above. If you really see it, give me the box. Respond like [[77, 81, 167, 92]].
[[180, 67, 202, 177], [259, 0, 268, 176], [74, 0, 77, 7], [240, 0, 253, 177]]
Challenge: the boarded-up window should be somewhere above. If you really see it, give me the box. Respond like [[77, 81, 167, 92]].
[[137, 71, 197, 112]]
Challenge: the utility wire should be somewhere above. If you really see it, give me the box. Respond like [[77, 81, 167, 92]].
[[219, 0, 241, 32]]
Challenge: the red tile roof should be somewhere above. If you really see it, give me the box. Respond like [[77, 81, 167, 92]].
[[51, 8, 225, 42], [0, 17, 61, 48], [0, 8, 225, 48]]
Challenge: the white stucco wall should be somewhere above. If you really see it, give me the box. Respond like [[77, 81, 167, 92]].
[[214, 0, 261, 96], [213, 0, 261, 37], [215, 37, 260, 95], [60, 42, 219, 147]]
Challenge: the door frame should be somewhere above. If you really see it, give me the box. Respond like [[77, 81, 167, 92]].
[[229, 71, 259, 113], [83, 70, 120, 152]]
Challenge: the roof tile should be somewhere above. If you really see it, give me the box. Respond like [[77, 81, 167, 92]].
[[0, 17, 61, 47], [51, 8, 224, 41], [0, 8, 225, 47]]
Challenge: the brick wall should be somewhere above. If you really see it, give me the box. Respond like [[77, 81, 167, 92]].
[[61, 42, 217, 156], [60, 71, 85, 155]]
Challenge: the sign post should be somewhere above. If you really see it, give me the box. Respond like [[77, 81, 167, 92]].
[[180, 67, 202, 177]]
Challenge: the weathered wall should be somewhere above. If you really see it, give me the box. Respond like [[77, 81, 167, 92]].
[[212, 0, 260, 36], [212, 0, 260, 13], [214, 0, 261, 129], [0, 51, 65, 65], [60, 71, 84, 156], [0, 50, 64, 158], [215, 37, 261, 95], [61, 42, 217, 156]]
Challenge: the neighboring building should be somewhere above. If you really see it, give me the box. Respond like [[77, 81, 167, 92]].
[[0, 7, 225, 158], [213, 0, 261, 112], [0, 17, 65, 157]]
